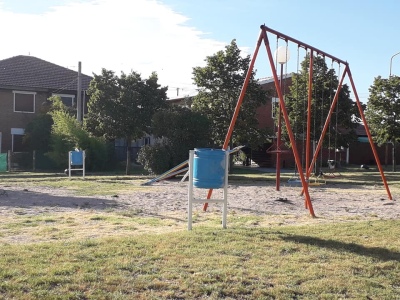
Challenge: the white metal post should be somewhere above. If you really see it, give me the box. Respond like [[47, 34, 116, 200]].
[[222, 150, 229, 229], [187, 149, 229, 230], [188, 150, 194, 230], [68, 151, 72, 178], [82, 151, 85, 179]]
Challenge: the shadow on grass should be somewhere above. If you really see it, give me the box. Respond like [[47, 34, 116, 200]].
[[0, 172, 64, 179], [281, 234, 400, 262], [0, 189, 119, 210]]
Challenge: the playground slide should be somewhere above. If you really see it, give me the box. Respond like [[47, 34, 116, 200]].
[[141, 160, 188, 185], [141, 146, 245, 186]]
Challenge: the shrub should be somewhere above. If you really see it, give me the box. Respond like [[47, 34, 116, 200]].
[[137, 143, 171, 174]]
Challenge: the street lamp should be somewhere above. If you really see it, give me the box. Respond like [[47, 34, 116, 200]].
[[389, 51, 400, 171], [274, 46, 290, 191], [389, 51, 400, 77]]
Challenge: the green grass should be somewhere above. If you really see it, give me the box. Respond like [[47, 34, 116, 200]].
[[0, 220, 399, 299], [0, 168, 399, 298], [230, 164, 400, 187]]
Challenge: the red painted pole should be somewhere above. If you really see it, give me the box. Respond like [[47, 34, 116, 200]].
[[347, 68, 393, 200], [305, 68, 346, 179], [261, 28, 315, 217], [300, 67, 346, 197], [260, 25, 347, 65], [203, 29, 264, 211]]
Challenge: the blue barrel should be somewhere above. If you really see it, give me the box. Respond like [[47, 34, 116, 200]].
[[193, 148, 226, 189], [70, 151, 83, 166]]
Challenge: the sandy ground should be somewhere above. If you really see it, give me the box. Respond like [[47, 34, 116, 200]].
[[0, 179, 398, 227]]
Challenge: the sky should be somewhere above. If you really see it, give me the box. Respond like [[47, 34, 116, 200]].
[[0, 0, 400, 102]]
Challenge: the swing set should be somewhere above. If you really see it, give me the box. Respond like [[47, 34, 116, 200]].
[[203, 24, 392, 217]]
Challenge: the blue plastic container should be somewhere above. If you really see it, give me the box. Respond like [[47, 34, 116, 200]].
[[193, 148, 226, 189], [70, 151, 84, 166]]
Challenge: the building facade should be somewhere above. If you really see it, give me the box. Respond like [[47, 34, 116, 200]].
[[0, 55, 92, 153]]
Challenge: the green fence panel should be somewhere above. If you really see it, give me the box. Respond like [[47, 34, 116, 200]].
[[0, 153, 7, 172]]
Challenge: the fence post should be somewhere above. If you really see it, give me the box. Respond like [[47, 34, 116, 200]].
[[7, 150, 11, 172], [33, 150, 36, 172]]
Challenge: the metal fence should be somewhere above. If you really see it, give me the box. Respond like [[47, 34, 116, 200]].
[[0, 153, 7, 172], [4, 151, 58, 171], [114, 146, 141, 163], [8, 151, 34, 171]]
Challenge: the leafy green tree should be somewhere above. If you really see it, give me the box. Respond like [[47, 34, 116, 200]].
[[86, 69, 168, 174], [24, 114, 53, 153], [191, 39, 270, 149], [365, 75, 400, 170], [284, 55, 360, 164], [138, 107, 211, 174], [46, 96, 111, 171], [154, 106, 211, 165], [137, 143, 171, 175]]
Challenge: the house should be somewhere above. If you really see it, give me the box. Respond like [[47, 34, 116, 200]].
[[166, 75, 293, 167], [166, 75, 399, 168], [0, 55, 92, 153]]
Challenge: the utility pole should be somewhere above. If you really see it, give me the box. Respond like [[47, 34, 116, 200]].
[[389, 52, 400, 171], [77, 61, 82, 123]]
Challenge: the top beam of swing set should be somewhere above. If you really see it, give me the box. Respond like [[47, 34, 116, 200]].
[[261, 25, 348, 65], [202, 24, 393, 217]]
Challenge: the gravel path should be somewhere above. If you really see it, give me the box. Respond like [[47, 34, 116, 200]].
[[1, 180, 398, 226]]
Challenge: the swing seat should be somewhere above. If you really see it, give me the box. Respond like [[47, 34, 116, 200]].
[[310, 169, 326, 185], [326, 160, 341, 177], [287, 175, 308, 186], [266, 141, 291, 154]]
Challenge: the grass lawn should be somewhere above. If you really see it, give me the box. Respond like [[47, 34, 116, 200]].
[[0, 166, 399, 299]]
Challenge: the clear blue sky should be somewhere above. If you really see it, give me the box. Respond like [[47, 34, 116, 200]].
[[1, 0, 399, 102], [161, 0, 400, 102]]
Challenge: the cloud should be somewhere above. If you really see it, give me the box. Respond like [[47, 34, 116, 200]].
[[0, 0, 227, 98]]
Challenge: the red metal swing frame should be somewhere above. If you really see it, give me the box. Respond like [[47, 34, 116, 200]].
[[203, 25, 392, 217]]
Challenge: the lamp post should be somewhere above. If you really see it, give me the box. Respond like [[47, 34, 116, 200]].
[[389, 52, 400, 77], [274, 46, 290, 191], [389, 52, 400, 171]]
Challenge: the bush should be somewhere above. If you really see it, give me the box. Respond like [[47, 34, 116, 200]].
[[146, 107, 211, 172], [83, 138, 115, 172], [137, 144, 171, 174]]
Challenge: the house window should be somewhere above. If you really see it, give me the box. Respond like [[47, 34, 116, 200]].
[[11, 128, 27, 152], [143, 137, 151, 145], [13, 91, 36, 113], [53, 94, 75, 107], [271, 97, 279, 119]]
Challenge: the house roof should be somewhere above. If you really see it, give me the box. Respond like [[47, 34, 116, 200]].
[[0, 55, 93, 92], [257, 73, 292, 85], [355, 124, 367, 136]]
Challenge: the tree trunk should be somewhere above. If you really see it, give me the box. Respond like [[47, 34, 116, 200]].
[[228, 139, 234, 174], [126, 137, 131, 175], [385, 142, 388, 167], [393, 141, 396, 172]]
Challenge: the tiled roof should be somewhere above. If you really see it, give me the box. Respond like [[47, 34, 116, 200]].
[[355, 124, 366, 136], [0, 55, 92, 91], [257, 74, 292, 85]]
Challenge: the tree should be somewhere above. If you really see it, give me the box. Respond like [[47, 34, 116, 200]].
[[366, 75, 400, 170], [45, 96, 111, 171], [24, 113, 53, 153], [191, 39, 270, 149], [46, 96, 84, 168], [138, 106, 211, 174], [86, 69, 168, 174], [153, 106, 211, 165], [284, 55, 360, 166]]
